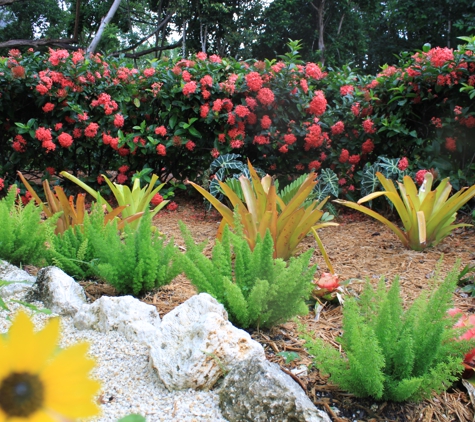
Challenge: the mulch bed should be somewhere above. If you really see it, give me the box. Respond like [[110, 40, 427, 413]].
[[78, 193, 475, 422]]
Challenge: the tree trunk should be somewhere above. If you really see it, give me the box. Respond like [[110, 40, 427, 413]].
[[87, 0, 123, 54], [317, 0, 325, 65]]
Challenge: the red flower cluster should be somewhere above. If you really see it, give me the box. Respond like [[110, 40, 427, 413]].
[[91, 93, 118, 115], [185, 140, 196, 151], [42, 103, 55, 113], [445, 137, 457, 152], [339, 149, 349, 163], [427, 47, 454, 67], [304, 124, 323, 150], [253, 135, 270, 145], [182, 81, 197, 96], [256, 88, 275, 106], [150, 193, 163, 207], [307, 91, 327, 116], [35, 127, 55, 152], [305, 63, 325, 80], [235, 105, 250, 118], [84, 123, 99, 138], [114, 114, 124, 128], [166, 201, 178, 211], [308, 160, 321, 171], [331, 121, 345, 135], [12, 135, 27, 152], [362, 118, 376, 134], [156, 144, 166, 156], [340, 85, 354, 96], [398, 157, 409, 171], [284, 133, 297, 145], [260, 115, 272, 129], [360, 139, 374, 154], [58, 132, 73, 148], [415, 169, 429, 185], [245, 72, 263, 91], [155, 126, 167, 136]]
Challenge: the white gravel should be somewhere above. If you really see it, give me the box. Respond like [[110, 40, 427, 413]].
[[0, 295, 229, 422]]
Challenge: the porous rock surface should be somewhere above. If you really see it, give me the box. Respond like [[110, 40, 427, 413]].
[[218, 358, 332, 422], [74, 295, 161, 344], [25, 266, 87, 315], [0, 260, 36, 297], [146, 293, 266, 391]]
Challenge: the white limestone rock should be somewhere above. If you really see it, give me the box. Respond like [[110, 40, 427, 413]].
[[0, 260, 36, 297], [218, 359, 331, 422], [147, 293, 265, 391], [26, 266, 86, 316], [73, 295, 161, 344]]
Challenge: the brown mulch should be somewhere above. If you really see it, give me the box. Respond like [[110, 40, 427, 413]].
[[78, 194, 475, 422]]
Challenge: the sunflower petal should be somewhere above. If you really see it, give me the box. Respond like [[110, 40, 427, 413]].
[[8, 311, 45, 373], [41, 343, 101, 418]]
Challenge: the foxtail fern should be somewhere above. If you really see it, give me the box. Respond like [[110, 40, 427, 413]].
[[0, 186, 55, 266], [46, 205, 104, 279], [301, 264, 474, 402], [179, 221, 316, 328], [91, 210, 180, 295]]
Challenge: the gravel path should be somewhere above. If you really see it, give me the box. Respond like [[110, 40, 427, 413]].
[[0, 296, 228, 422]]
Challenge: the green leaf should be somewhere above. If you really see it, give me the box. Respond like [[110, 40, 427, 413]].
[[117, 415, 147, 422], [169, 114, 177, 129], [188, 126, 202, 138]]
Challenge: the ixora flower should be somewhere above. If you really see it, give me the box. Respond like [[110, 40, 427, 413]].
[[0, 311, 101, 421]]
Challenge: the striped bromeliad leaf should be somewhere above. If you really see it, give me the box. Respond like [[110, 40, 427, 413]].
[[334, 172, 475, 250], [189, 159, 337, 260]]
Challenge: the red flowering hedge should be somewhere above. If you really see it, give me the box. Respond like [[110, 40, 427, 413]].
[[1, 38, 475, 197]]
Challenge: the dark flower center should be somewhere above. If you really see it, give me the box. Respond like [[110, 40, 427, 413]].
[[0, 372, 44, 417]]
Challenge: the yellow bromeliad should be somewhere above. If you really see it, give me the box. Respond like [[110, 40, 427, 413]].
[[0, 311, 101, 421], [334, 172, 475, 251], [190, 160, 337, 260]]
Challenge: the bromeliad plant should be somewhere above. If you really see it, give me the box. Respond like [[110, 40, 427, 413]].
[[61, 171, 168, 229], [189, 160, 337, 260], [334, 171, 475, 251], [18, 171, 137, 233]]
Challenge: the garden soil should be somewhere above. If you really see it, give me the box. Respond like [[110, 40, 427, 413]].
[[76, 193, 475, 422]]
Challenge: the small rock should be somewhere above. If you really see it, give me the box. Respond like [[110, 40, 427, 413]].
[[74, 295, 161, 344], [26, 266, 86, 315], [0, 260, 36, 297], [218, 359, 331, 422], [147, 293, 265, 391]]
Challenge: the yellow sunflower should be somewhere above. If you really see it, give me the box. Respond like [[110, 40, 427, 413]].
[[0, 310, 101, 421]]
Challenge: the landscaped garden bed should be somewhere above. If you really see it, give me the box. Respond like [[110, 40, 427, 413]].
[[44, 192, 474, 422]]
